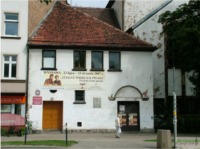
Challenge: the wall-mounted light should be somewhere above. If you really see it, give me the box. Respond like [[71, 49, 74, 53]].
[[35, 89, 40, 96], [108, 94, 115, 101], [50, 90, 57, 93]]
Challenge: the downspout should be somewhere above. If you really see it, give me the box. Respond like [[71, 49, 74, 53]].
[[122, 0, 125, 31], [24, 44, 29, 144]]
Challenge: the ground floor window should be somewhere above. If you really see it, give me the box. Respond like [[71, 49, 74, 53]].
[[15, 104, 21, 115], [74, 90, 86, 104], [1, 104, 11, 113]]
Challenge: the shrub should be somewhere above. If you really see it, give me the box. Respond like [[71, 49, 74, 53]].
[[1, 128, 7, 136]]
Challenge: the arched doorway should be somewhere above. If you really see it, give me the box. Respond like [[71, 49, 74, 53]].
[[118, 101, 139, 131], [114, 85, 143, 131]]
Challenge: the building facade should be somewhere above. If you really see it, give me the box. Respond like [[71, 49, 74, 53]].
[[107, 0, 199, 118], [1, 0, 28, 129], [27, 1, 156, 132]]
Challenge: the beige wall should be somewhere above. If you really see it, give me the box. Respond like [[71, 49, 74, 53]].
[[1, 81, 26, 93], [28, 0, 56, 37]]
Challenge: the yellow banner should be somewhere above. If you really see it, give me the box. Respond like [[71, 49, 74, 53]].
[[42, 71, 104, 90]]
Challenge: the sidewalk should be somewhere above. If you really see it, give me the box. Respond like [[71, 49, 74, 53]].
[[1, 132, 200, 149]]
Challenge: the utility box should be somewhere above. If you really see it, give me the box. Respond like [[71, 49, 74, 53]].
[[157, 129, 172, 148]]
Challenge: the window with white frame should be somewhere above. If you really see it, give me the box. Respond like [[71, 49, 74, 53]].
[[3, 55, 17, 79], [4, 13, 19, 36], [42, 50, 56, 70]]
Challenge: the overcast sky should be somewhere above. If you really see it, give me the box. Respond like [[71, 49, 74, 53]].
[[70, 0, 109, 8]]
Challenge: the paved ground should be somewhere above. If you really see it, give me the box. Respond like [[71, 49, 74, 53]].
[[1, 132, 200, 149]]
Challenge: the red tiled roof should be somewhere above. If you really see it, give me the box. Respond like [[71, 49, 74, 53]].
[[28, 1, 156, 51]]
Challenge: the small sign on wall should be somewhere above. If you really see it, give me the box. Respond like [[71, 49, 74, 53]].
[[93, 98, 101, 108], [33, 96, 42, 105]]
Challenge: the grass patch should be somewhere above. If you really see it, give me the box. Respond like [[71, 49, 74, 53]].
[[1, 140, 78, 147]]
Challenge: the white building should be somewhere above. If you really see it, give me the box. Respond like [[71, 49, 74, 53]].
[[1, 0, 28, 129], [106, 0, 198, 116], [27, 1, 156, 132]]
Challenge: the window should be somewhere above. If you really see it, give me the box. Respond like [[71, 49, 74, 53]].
[[91, 51, 103, 70], [15, 104, 21, 115], [73, 51, 86, 70], [4, 13, 18, 36], [109, 52, 121, 71], [42, 50, 56, 70], [1, 104, 11, 113], [3, 55, 17, 79], [74, 90, 85, 104]]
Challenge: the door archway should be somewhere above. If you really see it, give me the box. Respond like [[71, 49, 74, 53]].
[[115, 85, 143, 100], [113, 85, 142, 131]]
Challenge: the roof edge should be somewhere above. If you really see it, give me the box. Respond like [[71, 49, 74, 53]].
[[28, 44, 157, 52], [106, 0, 115, 8], [127, 0, 173, 32]]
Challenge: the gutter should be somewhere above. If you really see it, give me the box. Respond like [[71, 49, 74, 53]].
[[28, 44, 157, 52], [126, 0, 173, 33]]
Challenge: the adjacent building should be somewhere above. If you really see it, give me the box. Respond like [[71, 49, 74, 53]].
[[107, 0, 199, 118], [1, 0, 28, 129]]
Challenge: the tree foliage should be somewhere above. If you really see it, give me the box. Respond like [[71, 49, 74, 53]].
[[158, 0, 200, 96]]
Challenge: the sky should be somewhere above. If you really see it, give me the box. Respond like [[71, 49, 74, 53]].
[[70, 0, 109, 8]]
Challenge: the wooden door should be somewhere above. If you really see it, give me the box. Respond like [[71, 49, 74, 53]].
[[43, 101, 63, 130]]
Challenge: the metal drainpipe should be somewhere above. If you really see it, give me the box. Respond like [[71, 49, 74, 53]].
[[24, 44, 29, 144], [122, 0, 124, 31]]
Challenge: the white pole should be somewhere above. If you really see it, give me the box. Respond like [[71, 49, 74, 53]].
[[173, 67, 177, 148]]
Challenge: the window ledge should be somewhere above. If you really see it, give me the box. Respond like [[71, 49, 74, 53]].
[[73, 101, 86, 104], [107, 69, 122, 72], [1, 79, 26, 83], [1, 36, 21, 39], [41, 68, 57, 71], [90, 69, 104, 71], [72, 68, 87, 71]]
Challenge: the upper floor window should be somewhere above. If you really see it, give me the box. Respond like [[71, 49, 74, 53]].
[[91, 51, 103, 71], [73, 51, 86, 70], [4, 13, 18, 36], [3, 55, 17, 79], [109, 52, 121, 71], [42, 50, 56, 70]]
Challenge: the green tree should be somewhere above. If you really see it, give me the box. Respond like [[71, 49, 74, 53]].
[[158, 0, 200, 96]]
